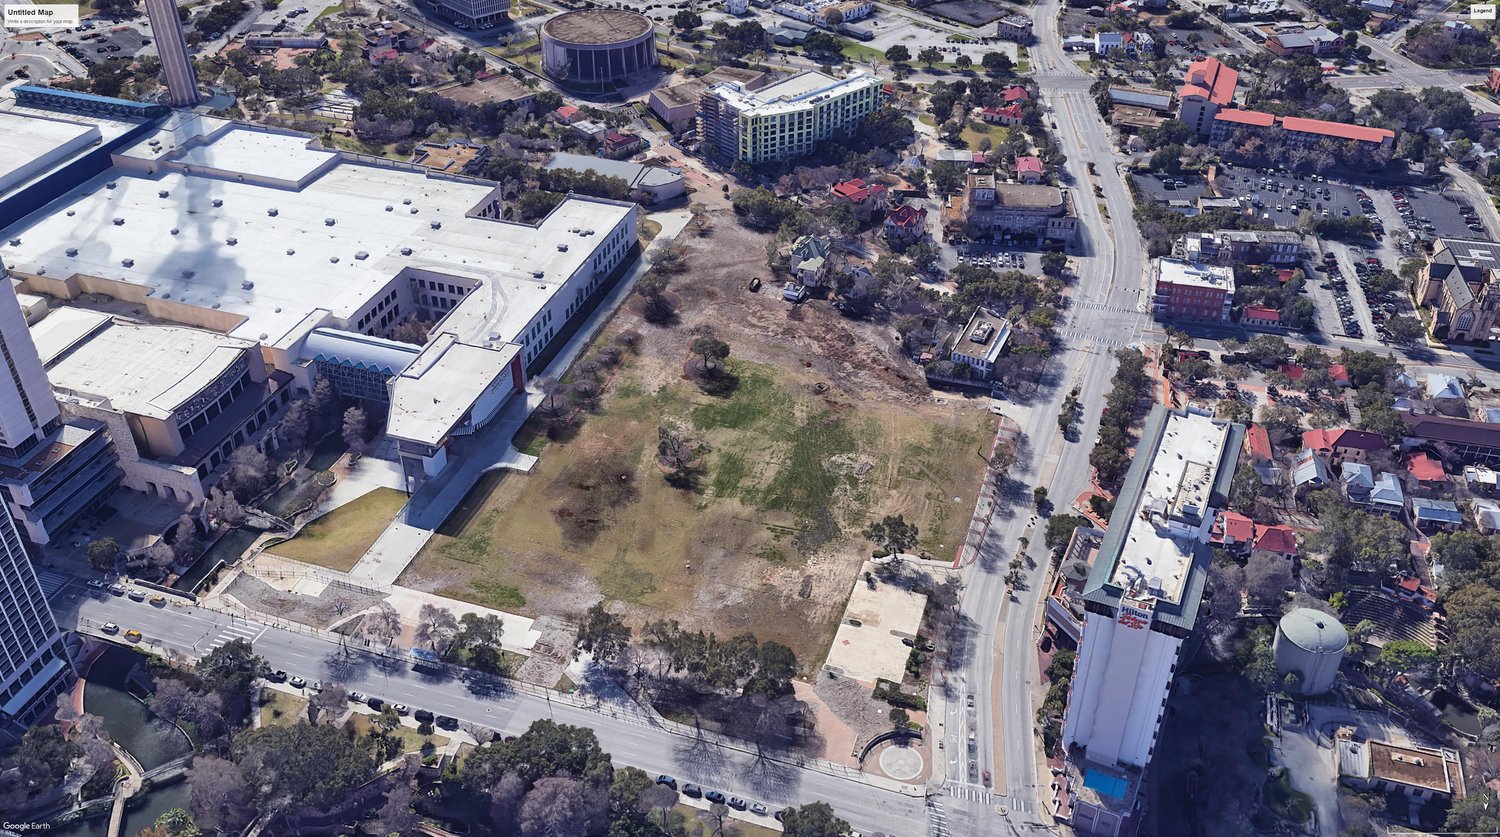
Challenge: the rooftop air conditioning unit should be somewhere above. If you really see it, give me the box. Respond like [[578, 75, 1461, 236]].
[[430, 221, 441, 230], [212, 199, 223, 207], [106, 182, 117, 189], [403, 198, 412, 205], [399, 247, 412, 255], [325, 218, 336, 226], [386, 206, 393, 212], [410, 208, 418, 214], [226, 238, 238, 246], [241, 280, 253, 290], [6, 239, 17, 246], [268, 208, 279, 217], [112, 218, 125, 226], [330, 256, 340, 263], [121, 258, 134, 267], [355, 251, 369, 260], [286, 248, 295, 255], [65, 248, 78, 257], [170, 228, 180, 235], [532, 270, 544, 278], [558, 243, 568, 252], [158, 191, 169, 198]]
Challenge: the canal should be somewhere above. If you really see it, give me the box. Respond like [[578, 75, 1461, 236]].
[[50, 646, 196, 837]]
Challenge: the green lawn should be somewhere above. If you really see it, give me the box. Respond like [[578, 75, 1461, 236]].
[[348, 712, 449, 754], [671, 804, 780, 837], [841, 41, 886, 64], [1017, 46, 1030, 73], [272, 487, 408, 572], [261, 690, 307, 727]]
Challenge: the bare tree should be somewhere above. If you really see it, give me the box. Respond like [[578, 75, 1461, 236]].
[[517, 777, 607, 837], [1245, 552, 1292, 610], [415, 604, 459, 657], [190, 755, 254, 834], [205, 487, 246, 528], [362, 602, 403, 647], [638, 783, 678, 832], [309, 682, 348, 724], [341, 406, 369, 455]]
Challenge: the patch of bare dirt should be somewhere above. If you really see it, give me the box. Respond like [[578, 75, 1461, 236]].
[[225, 574, 382, 628], [814, 671, 899, 756]]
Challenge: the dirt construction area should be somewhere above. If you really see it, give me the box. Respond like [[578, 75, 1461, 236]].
[[400, 215, 995, 666]]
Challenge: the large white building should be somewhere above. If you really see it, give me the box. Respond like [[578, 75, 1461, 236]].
[[1061, 406, 1242, 835], [699, 70, 884, 164], [0, 505, 73, 741], [0, 87, 638, 498]]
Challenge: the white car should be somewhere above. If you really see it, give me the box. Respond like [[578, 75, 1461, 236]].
[[102, 622, 119, 634]]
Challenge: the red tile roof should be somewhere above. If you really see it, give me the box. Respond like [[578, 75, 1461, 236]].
[[1281, 363, 1307, 381], [1213, 510, 1255, 543], [832, 178, 869, 198], [1405, 452, 1445, 483], [1180, 56, 1239, 105], [885, 204, 926, 229], [1303, 428, 1336, 451], [1014, 155, 1044, 174], [1246, 424, 1273, 460], [1214, 108, 1277, 127], [1002, 85, 1031, 102], [1244, 305, 1281, 322], [555, 105, 579, 119], [1329, 363, 1350, 386], [1279, 116, 1395, 144], [1253, 524, 1297, 555]]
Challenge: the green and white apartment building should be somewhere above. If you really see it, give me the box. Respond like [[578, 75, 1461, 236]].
[[699, 70, 884, 164]]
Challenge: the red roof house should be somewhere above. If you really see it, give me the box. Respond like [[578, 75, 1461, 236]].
[[1302, 428, 1387, 460], [1013, 155, 1045, 183], [883, 204, 928, 243], [554, 105, 581, 123], [1329, 363, 1350, 387], [1405, 452, 1446, 485], [831, 178, 888, 207], [1002, 85, 1031, 103], [1281, 364, 1307, 381], [1253, 524, 1298, 557], [1244, 305, 1281, 327], [1246, 424, 1273, 460], [1211, 510, 1255, 546], [980, 104, 1024, 125]]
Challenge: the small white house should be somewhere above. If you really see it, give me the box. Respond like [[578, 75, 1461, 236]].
[[949, 307, 1012, 380]]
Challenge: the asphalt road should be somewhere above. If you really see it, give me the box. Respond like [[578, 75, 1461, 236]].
[[932, 5, 1156, 835], [60, 587, 930, 836]]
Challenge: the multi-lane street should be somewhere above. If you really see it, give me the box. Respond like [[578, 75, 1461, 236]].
[[58, 585, 931, 836], [935, 3, 1155, 834]]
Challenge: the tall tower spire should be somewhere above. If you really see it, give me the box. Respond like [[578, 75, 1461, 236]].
[[143, 0, 200, 108]]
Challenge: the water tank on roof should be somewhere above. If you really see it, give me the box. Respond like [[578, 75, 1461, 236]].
[[1274, 608, 1348, 695]]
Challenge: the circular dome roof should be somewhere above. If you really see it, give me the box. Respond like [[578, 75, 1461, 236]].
[[1278, 608, 1349, 654], [541, 9, 653, 45]]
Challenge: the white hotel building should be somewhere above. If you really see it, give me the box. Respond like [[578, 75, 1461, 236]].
[[1061, 406, 1242, 835]]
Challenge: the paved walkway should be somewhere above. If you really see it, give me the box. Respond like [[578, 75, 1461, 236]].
[[346, 209, 691, 587], [105, 740, 145, 837]]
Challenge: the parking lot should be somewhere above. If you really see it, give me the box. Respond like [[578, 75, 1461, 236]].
[[958, 245, 1039, 274], [1131, 172, 1212, 205], [1213, 163, 1375, 228], [53, 23, 152, 70], [1394, 185, 1486, 240]]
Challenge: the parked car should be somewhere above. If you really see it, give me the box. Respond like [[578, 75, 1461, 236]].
[[393, 704, 410, 715], [683, 784, 703, 798], [125, 629, 142, 642], [349, 691, 367, 703], [750, 803, 769, 816], [87, 579, 107, 590], [436, 715, 458, 730], [127, 589, 146, 601], [413, 709, 435, 723], [728, 797, 747, 810], [102, 622, 120, 633], [268, 670, 288, 683], [289, 676, 307, 688], [656, 775, 677, 789], [149, 595, 167, 606], [705, 790, 726, 804]]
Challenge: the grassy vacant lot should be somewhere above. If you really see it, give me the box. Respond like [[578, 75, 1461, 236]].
[[408, 354, 990, 664], [272, 487, 407, 572], [672, 804, 779, 837], [260, 690, 308, 727]]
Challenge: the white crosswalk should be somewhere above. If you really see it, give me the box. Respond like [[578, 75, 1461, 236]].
[[944, 783, 995, 804], [37, 571, 71, 600], [206, 622, 262, 650]]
